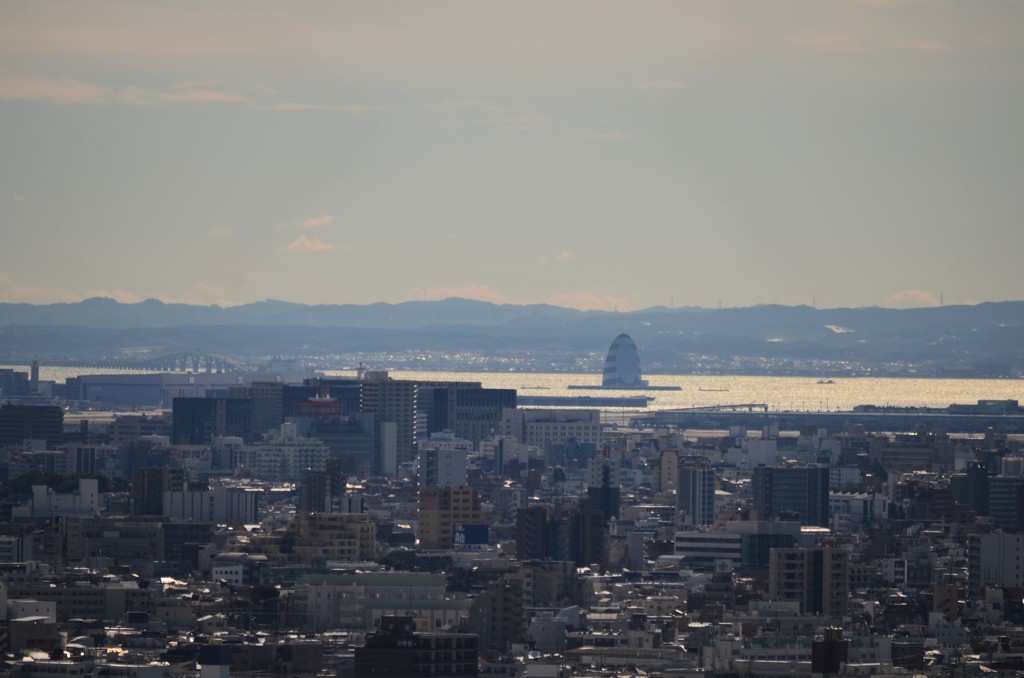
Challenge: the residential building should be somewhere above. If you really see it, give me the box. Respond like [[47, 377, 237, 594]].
[[418, 485, 486, 550], [768, 546, 850, 617]]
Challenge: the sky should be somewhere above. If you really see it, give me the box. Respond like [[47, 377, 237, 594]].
[[1, 1, 1022, 312]]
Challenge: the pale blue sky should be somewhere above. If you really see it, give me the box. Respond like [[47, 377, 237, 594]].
[[2, 1, 1022, 311]]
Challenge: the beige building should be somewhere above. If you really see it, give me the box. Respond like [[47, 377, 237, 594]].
[[417, 485, 486, 550], [289, 512, 376, 563], [500, 408, 601, 451]]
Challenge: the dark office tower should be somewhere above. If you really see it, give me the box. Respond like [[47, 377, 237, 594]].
[[812, 627, 849, 674], [769, 546, 850, 616], [516, 505, 552, 561], [300, 471, 331, 513], [297, 377, 362, 416], [453, 388, 517, 445], [0, 369, 30, 399], [230, 381, 285, 439], [567, 498, 606, 567], [223, 396, 253, 440], [0, 404, 64, 449], [30, 361, 39, 394], [678, 460, 716, 525], [966, 461, 990, 516], [988, 475, 1024, 530], [360, 371, 418, 468], [172, 398, 217, 445], [172, 397, 252, 444], [354, 616, 479, 678], [753, 465, 830, 527], [467, 579, 525, 653], [412, 380, 480, 435], [132, 467, 185, 515], [586, 459, 620, 520], [306, 413, 376, 476]]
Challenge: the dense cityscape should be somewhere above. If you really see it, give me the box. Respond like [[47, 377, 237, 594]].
[[4, 0, 1023, 675], [0, 332, 1023, 678]]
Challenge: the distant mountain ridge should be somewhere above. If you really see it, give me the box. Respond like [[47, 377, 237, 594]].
[[0, 296, 602, 330], [1, 298, 1023, 376]]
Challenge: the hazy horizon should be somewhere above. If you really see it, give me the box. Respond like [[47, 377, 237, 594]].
[[3, 2, 1022, 312], [5, 294, 1024, 313]]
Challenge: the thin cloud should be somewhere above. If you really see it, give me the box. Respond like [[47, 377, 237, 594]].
[[485, 115, 547, 131], [894, 39, 949, 53], [637, 81, 687, 90], [585, 132, 628, 142], [207, 226, 233, 237], [285, 234, 337, 253], [0, 283, 142, 304], [426, 98, 508, 115], [547, 289, 636, 312], [299, 214, 334, 229], [265, 102, 384, 113], [0, 72, 107, 105], [12, 193, 26, 202], [0, 72, 370, 112], [556, 251, 576, 262], [248, 83, 279, 98], [884, 289, 940, 309], [426, 97, 546, 132], [174, 283, 234, 306], [789, 32, 862, 53], [0, 284, 72, 303], [0, 272, 10, 283], [161, 87, 251, 105]]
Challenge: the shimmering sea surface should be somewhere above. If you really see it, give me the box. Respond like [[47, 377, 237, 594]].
[[345, 371, 1024, 414], [7, 364, 1023, 413]]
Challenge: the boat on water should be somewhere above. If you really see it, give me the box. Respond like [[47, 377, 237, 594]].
[[817, 379, 836, 385], [699, 387, 730, 392]]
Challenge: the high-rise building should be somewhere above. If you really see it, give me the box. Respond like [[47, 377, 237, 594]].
[[467, 579, 524, 653], [417, 485, 486, 550], [602, 333, 647, 388], [229, 381, 285, 439], [678, 458, 716, 525], [753, 465, 830, 526], [768, 546, 850, 616], [171, 397, 252, 445], [360, 371, 418, 471], [586, 457, 620, 520], [419, 447, 468, 488], [968, 533, 1024, 595], [447, 387, 517, 445], [567, 498, 606, 567], [0, 404, 63, 450], [132, 467, 185, 515], [0, 369, 30, 400], [515, 505, 552, 561]]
